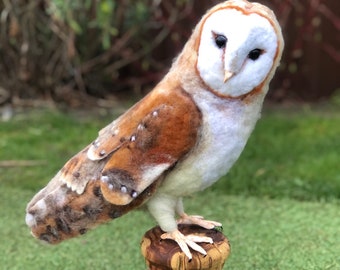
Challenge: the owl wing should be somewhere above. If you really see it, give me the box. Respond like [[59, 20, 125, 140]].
[[60, 86, 202, 206]]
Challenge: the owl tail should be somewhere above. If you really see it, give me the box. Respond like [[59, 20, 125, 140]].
[[25, 175, 131, 244]]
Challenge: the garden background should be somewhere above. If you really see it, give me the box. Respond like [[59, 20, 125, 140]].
[[0, 0, 339, 269]]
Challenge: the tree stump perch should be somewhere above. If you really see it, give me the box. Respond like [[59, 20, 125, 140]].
[[141, 224, 230, 270]]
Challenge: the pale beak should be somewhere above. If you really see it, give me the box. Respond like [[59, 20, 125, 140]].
[[224, 71, 234, 83]]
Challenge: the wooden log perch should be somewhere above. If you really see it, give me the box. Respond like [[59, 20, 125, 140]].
[[141, 224, 230, 270]]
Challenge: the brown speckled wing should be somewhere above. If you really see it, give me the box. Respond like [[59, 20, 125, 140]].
[[60, 85, 202, 206]]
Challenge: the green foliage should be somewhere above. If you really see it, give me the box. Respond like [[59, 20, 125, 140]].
[[49, 0, 117, 48], [1, 0, 338, 103], [330, 88, 340, 107], [48, 0, 83, 34], [48, 0, 152, 49], [96, 1, 118, 48]]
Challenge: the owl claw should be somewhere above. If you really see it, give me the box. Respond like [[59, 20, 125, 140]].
[[177, 213, 222, 229], [161, 230, 212, 260]]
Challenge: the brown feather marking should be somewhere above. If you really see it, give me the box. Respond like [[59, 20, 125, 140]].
[[98, 85, 202, 205], [48, 79, 201, 200], [29, 176, 162, 244], [27, 80, 201, 244], [59, 145, 105, 194]]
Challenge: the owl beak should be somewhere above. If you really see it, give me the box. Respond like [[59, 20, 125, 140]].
[[224, 71, 234, 83]]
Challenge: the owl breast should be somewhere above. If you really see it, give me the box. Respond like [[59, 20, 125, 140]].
[[158, 88, 265, 197]]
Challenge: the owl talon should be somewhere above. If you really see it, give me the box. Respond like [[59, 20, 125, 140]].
[[177, 213, 222, 229], [161, 230, 212, 260]]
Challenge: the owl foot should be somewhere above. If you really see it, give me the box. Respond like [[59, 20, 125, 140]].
[[161, 229, 213, 260], [177, 213, 222, 229]]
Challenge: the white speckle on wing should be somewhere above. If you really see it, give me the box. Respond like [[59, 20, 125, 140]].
[[101, 175, 109, 183], [36, 199, 47, 213], [25, 213, 36, 227], [66, 181, 72, 189], [112, 129, 119, 136], [137, 124, 145, 130], [93, 139, 100, 148]]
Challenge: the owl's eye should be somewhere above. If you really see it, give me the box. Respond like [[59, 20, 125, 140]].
[[248, 49, 263, 60], [215, 34, 227, 49]]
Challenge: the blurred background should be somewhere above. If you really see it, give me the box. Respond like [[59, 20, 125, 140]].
[[0, 0, 339, 110], [0, 2, 339, 269]]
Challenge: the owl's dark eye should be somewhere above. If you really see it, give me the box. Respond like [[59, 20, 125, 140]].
[[215, 34, 227, 49], [248, 49, 263, 60]]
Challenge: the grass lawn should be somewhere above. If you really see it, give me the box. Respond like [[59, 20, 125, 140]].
[[0, 103, 339, 269]]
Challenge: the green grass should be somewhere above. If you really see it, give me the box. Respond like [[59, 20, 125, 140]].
[[0, 104, 339, 269]]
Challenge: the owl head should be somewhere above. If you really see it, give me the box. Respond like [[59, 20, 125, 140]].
[[173, 0, 284, 99]]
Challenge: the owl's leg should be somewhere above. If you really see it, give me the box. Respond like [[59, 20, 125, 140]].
[[176, 199, 222, 229], [147, 194, 212, 260]]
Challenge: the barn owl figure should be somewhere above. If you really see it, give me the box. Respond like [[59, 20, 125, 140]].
[[26, 0, 284, 260]]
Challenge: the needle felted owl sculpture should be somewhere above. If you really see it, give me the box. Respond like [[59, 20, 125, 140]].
[[26, 0, 283, 260]]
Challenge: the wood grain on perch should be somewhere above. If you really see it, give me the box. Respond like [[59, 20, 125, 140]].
[[141, 224, 230, 270]]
